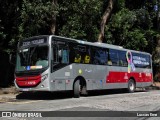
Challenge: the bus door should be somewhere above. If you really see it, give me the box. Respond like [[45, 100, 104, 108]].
[[51, 40, 69, 90], [92, 47, 108, 89]]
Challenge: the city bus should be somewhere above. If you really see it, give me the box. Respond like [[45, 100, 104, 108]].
[[15, 35, 153, 98]]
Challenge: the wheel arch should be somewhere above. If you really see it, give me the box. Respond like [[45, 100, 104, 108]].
[[128, 76, 136, 85], [129, 77, 136, 86], [73, 76, 87, 89], [126, 77, 136, 93]]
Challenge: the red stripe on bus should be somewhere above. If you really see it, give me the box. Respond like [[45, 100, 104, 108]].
[[16, 75, 41, 87], [106, 71, 152, 83]]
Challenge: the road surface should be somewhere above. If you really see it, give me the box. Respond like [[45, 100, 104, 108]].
[[0, 89, 160, 120]]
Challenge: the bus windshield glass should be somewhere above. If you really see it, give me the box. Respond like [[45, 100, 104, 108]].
[[16, 46, 48, 72]]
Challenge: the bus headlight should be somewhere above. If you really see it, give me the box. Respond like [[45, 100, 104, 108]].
[[41, 74, 48, 81]]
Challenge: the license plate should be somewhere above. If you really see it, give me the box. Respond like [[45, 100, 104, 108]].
[[22, 89, 29, 91]]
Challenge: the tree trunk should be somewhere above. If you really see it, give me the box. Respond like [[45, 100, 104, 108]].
[[50, 0, 57, 35], [98, 0, 113, 43]]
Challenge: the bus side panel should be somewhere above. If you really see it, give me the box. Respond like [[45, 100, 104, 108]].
[[49, 64, 152, 92], [105, 66, 128, 89], [105, 67, 152, 89], [71, 64, 128, 90], [92, 65, 108, 90], [50, 65, 74, 91], [71, 64, 109, 91], [72, 64, 95, 90]]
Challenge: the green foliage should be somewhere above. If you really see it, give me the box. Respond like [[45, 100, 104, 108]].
[[18, 0, 58, 40], [105, 0, 158, 52], [1, 0, 160, 83], [115, 0, 125, 11], [126, 29, 147, 50], [0, 20, 6, 45], [0, 0, 159, 54], [105, 9, 137, 46], [0, 0, 21, 52], [58, 0, 102, 42], [0, 25, 6, 50]]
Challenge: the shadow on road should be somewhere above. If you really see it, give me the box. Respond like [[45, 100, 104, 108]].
[[16, 91, 73, 100], [87, 88, 146, 97], [16, 89, 146, 100]]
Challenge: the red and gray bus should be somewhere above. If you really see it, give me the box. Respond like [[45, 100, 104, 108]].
[[15, 35, 153, 98]]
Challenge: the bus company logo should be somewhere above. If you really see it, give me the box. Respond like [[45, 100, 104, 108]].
[[2, 112, 11, 117]]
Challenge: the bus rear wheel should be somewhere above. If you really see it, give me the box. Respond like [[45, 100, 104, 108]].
[[73, 80, 80, 98], [127, 79, 135, 93]]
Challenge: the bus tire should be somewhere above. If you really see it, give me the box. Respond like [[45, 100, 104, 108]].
[[127, 79, 135, 93], [73, 80, 80, 98]]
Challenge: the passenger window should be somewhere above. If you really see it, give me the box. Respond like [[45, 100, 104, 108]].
[[132, 53, 151, 68], [53, 41, 69, 64], [109, 49, 119, 66], [74, 53, 82, 63], [92, 47, 108, 65], [118, 51, 127, 66], [69, 43, 90, 64]]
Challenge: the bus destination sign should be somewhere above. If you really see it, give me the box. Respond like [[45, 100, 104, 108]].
[[21, 38, 47, 47]]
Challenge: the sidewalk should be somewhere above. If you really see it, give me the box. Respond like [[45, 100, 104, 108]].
[[0, 86, 18, 103], [0, 94, 17, 103]]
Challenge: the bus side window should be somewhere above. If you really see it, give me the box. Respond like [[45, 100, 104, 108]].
[[62, 50, 69, 64], [118, 51, 127, 66], [58, 50, 62, 62], [109, 49, 119, 66], [74, 53, 81, 63], [91, 47, 108, 65], [69, 43, 91, 64], [119, 60, 123, 66], [57, 48, 69, 64], [108, 59, 112, 65], [53, 41, 69, 64], [84, 55, 90, 63]]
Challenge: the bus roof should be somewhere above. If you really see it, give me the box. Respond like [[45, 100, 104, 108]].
[[22, 35, 151, 56], [50, 35, 151, 56]]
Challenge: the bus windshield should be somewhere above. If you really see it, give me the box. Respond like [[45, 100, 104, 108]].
[[16, 45, 48, 72]]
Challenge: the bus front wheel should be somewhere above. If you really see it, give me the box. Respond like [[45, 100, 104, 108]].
[[73, 80, 80, 98], [127, 79, 135, 93]]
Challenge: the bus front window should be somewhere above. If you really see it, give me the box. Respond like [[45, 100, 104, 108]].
[[16, 46, 48, 72]]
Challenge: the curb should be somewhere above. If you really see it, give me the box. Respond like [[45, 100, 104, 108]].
[[0, 94, 17, 103]]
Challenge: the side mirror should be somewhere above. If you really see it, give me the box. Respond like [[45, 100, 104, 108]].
[[9, 54, 16, 65]]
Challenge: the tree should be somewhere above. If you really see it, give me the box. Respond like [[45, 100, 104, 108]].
[[58, 0, 102, 42], [18, 0, 58, 41], [0, 0, 160, 84], [50, 0, 58, 34], [0, 20, 6, 50], [98, 0, 114, 43], [0, 0, 21, 52], [103, 0, 158, 52]]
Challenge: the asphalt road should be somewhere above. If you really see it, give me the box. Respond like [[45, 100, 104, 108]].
[[0, 89, 160, 120]]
